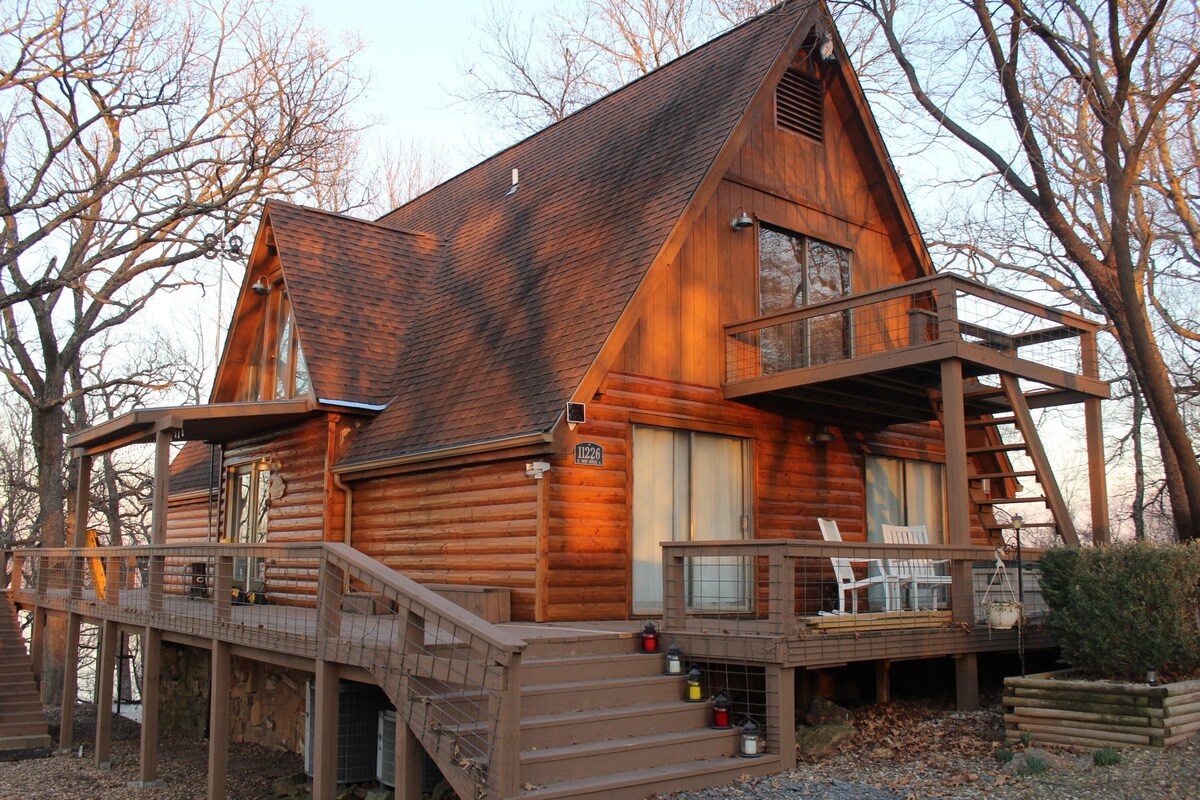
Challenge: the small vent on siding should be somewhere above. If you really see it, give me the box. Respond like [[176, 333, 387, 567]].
[[776, 68, 823, 142]]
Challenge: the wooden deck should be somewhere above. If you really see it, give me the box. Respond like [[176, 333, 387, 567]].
[[6, 541, 1044, 800]]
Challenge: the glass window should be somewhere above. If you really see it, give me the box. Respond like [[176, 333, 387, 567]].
[[758, 226, 851, 371], [238, 284, 311, 402], [865, 455, 945, 543]]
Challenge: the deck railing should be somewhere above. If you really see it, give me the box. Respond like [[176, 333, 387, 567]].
[[724, 273, 1100, 387], [8, 543, 526, 800], [661, 539, 1045, 641]]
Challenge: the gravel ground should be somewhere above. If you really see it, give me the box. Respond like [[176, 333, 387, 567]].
[[659, 701, 1200, 800], [3, 700, 1198, 799], [0, 704, 304, 800]]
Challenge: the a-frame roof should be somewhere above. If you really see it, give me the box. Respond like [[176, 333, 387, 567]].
[[264, 201, 443, 406], [333, 0, 821, 466]]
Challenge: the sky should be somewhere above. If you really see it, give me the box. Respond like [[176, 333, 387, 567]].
[[294, 0, 555, 177]]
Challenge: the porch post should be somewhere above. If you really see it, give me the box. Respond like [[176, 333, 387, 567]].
[[95, 619, 119, 768], [58, 612, 81, 751], [955, 653, 980, 711], [394, 716, 425, 800], [30, 606, 46, 688], [766, 665, 796, 770], [148, 429, 171, 614], [135, 627, 163, 787], [1082, 333, 1109, 544], [312, 659, 339, 800], [73, 454, 92, 546], [208, 639, 231, 800]]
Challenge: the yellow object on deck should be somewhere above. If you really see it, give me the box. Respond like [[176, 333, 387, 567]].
[[86, 528, 107, 600]]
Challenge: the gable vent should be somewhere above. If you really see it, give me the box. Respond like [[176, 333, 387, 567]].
[[776, 68, 824, 142]]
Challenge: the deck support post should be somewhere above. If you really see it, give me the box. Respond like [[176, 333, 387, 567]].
[[875, 660, 890, 704], [954, 653, 979, 711], [394, 716, 425, 800], [208, 639, 232, 800], [766, 665, 796, 770], [1082, 332, 1109, 544], [95, 619, 119, 768], [312, 659, 339, 800], [30, 606, 46, 688], [58, 611, 81, 751], [940, 359, 974, 624], [134, 627, 163, 788], [495, 653, 523, 799]]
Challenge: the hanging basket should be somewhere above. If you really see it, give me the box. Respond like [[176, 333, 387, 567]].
[[984, 599, 1023, 630]]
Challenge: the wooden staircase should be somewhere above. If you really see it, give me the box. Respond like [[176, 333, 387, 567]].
[[948, 373, 1079, 545], [514, 634, 780, 800], [0, 592, 52, 752]]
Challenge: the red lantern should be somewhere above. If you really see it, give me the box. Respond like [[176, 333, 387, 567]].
[[711, 691, 731, 729], [638, 621, 659, 653]]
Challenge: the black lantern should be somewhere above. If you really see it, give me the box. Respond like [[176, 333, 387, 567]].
[[739, 718, 763, 757], [685, 667, 704, 702], [665, 642, 683, 675]]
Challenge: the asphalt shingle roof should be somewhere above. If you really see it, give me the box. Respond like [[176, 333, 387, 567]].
[[273, 1, 817, 466]]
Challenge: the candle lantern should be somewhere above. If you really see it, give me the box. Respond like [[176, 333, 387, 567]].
[[739, 718, 764, 757], [665, 642, 683, 675], [710, 691, 732, 729], [684, 666, 704, 702], [638, 621, 659, 653]]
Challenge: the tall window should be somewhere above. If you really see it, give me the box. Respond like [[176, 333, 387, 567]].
[[632, 426, 751, 613], [865, 455, 945, 543], [758, 226, 851, 371], [227, 460, 271, 589], [239, 283, 311, 402]]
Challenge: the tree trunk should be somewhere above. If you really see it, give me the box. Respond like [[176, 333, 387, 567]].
[[31, 385, 70, 705]]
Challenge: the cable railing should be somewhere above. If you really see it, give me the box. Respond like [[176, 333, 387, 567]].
[[724, 274, 1101, 388], [8, 542, 526, 800], [661, 539, 1046, 643]]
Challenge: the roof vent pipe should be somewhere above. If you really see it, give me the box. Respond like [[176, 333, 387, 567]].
[[506, 168, 519, 196]]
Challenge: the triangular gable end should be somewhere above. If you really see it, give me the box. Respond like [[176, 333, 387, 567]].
[[568, 2, 934, 409]]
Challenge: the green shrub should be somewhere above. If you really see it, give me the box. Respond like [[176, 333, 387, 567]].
[[1093, 747, 1122, 767], [1019, 731, 1032, 747], [1019, 754, 1049, 776], [1038, 542, 1200, 680], [995, 747, 1014, 764]]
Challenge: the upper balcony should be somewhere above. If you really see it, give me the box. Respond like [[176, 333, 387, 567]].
[[723, 274, 1108, 425]]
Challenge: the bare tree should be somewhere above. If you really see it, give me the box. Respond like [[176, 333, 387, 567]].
[[0, 0, 368, 700], [458, 0, 774, 136], [832, 0, 1200, 540]]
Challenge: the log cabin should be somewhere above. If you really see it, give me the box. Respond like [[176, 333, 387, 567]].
[[5, 1, 1110, 798]]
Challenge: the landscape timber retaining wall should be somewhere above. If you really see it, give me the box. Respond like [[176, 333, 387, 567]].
[[1004, 671, 1200, 749]]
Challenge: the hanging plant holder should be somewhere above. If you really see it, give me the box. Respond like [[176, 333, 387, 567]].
[[982, 548, 1023, 630]]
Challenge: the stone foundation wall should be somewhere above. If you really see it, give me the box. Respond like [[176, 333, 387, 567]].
[[158, 642, 310, 753]]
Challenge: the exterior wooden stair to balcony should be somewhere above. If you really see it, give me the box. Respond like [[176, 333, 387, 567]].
[[723, 274, 1109, 546], [0, 591, 52, 753]]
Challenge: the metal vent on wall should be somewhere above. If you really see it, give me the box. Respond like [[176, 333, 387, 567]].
[[776, 67, 823, 142]]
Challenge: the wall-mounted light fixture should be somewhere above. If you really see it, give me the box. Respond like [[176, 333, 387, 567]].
[[730, 208, 754, 231], [807, 424, 835, 444], [525, 461, 551, 480], [250, 276, 271, 296]]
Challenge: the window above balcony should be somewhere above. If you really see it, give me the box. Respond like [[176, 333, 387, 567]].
[[237, 280, 312, 403]]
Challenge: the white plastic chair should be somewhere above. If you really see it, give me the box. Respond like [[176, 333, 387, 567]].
[[879, 524, 951, 610], [818, 518, 895, 613]]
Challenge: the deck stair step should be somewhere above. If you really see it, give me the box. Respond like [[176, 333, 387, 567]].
[[515, 754, 782, 800], [521, 673, 684, 716], [521, 700, 709, 750], [0, 593, 52, 753], [966, 416, 1017, 427], [977, 496, 1047, 506], [970, 471, 1038, 481], [521, 651, 665, 685], [520, 727, 739, 786], [966, 443, 1028, 454], [507, 632, 773, 799]]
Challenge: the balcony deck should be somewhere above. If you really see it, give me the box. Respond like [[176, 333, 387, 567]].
[[724, 274, 1107, 426]]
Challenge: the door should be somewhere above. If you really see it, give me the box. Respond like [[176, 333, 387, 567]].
[[227, 460, 270, 591], [632, 426, 750, 614]]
